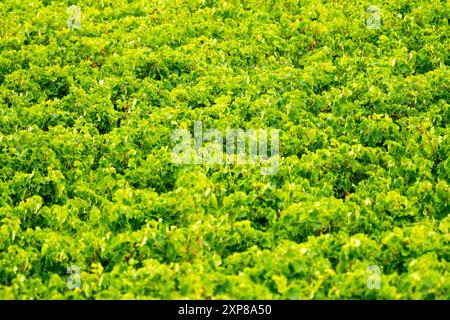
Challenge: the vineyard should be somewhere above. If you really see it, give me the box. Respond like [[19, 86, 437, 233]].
[[0, 0, 449, 299]]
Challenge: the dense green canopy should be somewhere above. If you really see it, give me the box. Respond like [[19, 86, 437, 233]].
[[0, 0, 448, 299]]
